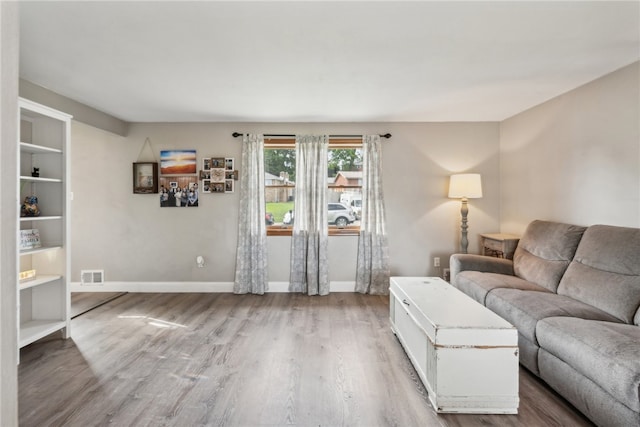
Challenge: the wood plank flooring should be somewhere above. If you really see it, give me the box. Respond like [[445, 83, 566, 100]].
[[70, 292, 127, 318], [19, 293, 594, 427]]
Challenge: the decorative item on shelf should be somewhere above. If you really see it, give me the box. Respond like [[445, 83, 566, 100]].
[[19, 269, 37, 283], [20, 195, 41, 217], [19, 229, 41, 250], [448, 173, 483, 254], [31, 167, 40, 177]]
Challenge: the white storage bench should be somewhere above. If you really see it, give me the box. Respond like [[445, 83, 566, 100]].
[[390, 277, 519, 414]]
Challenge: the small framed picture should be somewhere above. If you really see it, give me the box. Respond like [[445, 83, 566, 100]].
[[211, 168, 225, 183], [211, 157, 225, 169], [225, 179, 234, 193], [225, 158, 234, 171], [211, 182, 225, 193], [199, 170, 211, 180], [202, 180, 211, 193], [169, 181, 178, 189], [203, 158, 211, 171], [20, 229, 41, 251], [225, 170, 238, 180], [133, 162, 158, 194]]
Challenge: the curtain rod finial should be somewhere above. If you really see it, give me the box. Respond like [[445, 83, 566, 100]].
[[381, 133, 391, 139], [232, 132, 242, 138]]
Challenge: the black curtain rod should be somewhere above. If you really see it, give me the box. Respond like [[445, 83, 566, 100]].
[[232, 132, 391, 139]]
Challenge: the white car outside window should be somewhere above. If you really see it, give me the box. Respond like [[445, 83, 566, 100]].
[[327, 203, 356, 227]]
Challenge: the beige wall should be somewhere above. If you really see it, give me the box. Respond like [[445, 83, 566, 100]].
[[19, 79, 128, 136], [40, 61, 640, 290], [70, 121, 500, 286], [500, 62, 640, 234], [1, 2, 19, 424]]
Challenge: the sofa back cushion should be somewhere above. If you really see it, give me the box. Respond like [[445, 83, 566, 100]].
[[558, 224, 640, 324], [513, 220, 587, 292]]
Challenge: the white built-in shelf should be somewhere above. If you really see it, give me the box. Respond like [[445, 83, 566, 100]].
[[20, 215, 63, 222], [20, 142, 63, 155], [20, 275, 62, 290], [19, 245, 62, 256], [20, 176, 63, 183], [19, 320, 68, 348], [18, 97, 72, 360]]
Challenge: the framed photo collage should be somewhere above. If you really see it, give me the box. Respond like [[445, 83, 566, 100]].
[[200, 157, 237, 194]]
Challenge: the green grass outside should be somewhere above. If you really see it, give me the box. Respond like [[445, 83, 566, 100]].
[[266, 202, 294, 223]]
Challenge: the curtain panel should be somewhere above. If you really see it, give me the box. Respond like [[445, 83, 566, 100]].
[[234, 134, 268, 294], [289, 135, 330, 296], [355, 134, 390, 295]]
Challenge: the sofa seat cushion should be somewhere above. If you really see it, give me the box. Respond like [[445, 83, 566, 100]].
[[557, 224, 640, 324], [537, 317, 640, 412], [455, 271, 550, 305], [485, 288, 621, 345], [513, 220, 586, 292]]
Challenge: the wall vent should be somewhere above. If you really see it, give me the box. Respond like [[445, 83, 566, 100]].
[[81, 270, 104, 286]]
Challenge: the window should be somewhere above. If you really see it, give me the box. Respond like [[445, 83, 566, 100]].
[[264, 138, 362, 236]]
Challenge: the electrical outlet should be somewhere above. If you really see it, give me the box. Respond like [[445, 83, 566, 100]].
[[434, 257, 440, 267]]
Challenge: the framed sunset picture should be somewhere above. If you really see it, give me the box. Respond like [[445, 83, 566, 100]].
[[160, 150, 197, 175]]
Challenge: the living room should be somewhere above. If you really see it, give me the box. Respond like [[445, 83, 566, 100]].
[[1, 1, 639, 426]]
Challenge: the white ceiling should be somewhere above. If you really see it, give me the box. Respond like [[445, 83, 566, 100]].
[[19, 1, 640, 123]]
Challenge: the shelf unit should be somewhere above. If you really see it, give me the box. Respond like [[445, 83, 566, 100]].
[[18, 98, 72, 354]]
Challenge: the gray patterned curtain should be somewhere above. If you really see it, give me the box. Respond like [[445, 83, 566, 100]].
[[289, 135, 330, 295], [234, 134, 268, 294], [355, 135, 390, 294]]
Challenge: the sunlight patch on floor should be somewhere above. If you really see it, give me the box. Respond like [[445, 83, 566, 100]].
[[118, 315, 187, 329]]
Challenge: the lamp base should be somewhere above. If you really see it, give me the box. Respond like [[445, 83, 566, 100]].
[[460, 197, 469, 254]]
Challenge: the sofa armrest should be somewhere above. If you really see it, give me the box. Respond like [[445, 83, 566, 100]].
[[449, 254, 515, 283]]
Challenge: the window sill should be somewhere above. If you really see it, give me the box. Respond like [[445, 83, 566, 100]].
[[266, 226, 360, 237]]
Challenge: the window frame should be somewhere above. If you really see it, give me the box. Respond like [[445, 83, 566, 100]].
[[264, 137, 362, 236]]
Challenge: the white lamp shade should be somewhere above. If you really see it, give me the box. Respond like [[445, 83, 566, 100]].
[[448, 173, 483, 199]]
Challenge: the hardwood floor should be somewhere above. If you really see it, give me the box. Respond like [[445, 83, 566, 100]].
[[19, 293, 594, 427], [70, 292, 127, 318]]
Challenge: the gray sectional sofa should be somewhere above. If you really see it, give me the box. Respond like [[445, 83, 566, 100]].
[[449, 220, 640, 427]]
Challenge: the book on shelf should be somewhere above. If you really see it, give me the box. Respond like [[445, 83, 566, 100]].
[[20, 229, 41, 250]]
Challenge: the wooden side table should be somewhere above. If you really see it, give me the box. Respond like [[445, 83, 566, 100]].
[[480, 233, 520, 260]]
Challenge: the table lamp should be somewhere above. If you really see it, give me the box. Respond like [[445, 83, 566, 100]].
[[448, 173, 483, 253]]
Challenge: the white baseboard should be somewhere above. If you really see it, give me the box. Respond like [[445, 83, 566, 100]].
[[267, 281, 356, 292], [70, 281, 357, 293], [70, 281, 234, 293]]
